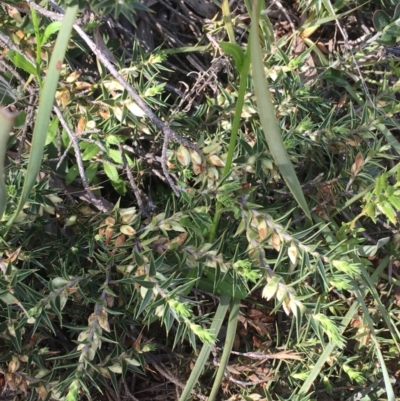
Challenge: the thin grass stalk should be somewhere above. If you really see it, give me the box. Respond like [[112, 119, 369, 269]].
[[5, 5, 79, 233], [221, 0, 236, 45], [0, 109, 15, 220], [193, 24, 251, 401], [179, 294, 231, 401], [208, 297, 240, 401], [209, 45, 250, 242], [358, 263, 400, 350], [353, 284, 395, 401], [31, 5, 43, 87]]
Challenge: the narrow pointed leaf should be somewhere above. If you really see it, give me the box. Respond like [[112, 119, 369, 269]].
[[250, 2, 311, 219], [7, 6, 79, 229]]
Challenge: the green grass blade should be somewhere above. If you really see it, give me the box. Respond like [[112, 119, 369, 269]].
[[358, 263, 400, 350], [298, 300, 359, 394], [179, 294, 230, 401], [375, 123, 400, 155], [250, 1, 311, 220], [208, 297, 240, 401], [6, 5, 79, 229], [221, 0, 236, 45], [353, 284, 395, 401], [300, 6, 363, 32], [0, 108, 15, 221]]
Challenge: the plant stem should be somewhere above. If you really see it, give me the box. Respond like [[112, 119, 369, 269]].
[[209, 46, 251, 242], [208, 297, 240, 401]]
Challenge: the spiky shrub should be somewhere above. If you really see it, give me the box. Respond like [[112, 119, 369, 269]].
[[1, 0, 400, 400]]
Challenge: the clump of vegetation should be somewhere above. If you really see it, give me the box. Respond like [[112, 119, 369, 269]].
[[1, 0, 400, 400]]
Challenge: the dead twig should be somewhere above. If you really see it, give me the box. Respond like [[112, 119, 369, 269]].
[[161, 131, 180, 196], [118, 143, 146, 214], [146, 354, 208, 401], [53, 105, 111, 212], [122, 379, 140, 401]]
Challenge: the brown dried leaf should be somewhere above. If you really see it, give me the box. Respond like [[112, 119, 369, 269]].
[[7, 6, 23, 23], [176, 146, 191, 166], [5, 373, 16, 390], [120, 225, 136, 236], [66, 71, 81, 83], [270, 231, 281, 251], [351, 152, 364, 174], [114, 234, 126, 247], [55, 88, 70, 108], [288, 244, 298, 265], [88, 313, 96, 326], [266, 350, 303, 360], [36, 383, 48, 400], [4, 247, 22, 263], [76, 115, 86, 134], [105, 293, 114, 308], [105, 217, 116, 226], [208, 154, 225, 167], [316, 41, 329, 54], [226, 365, 241, 375], [190, 149, 202, 164], [8, 356, 20, 373], [105, 226, 114, 244], [74, 81, 92, 91], [257, 218, 268, 240], [99, 309, 110, 332]]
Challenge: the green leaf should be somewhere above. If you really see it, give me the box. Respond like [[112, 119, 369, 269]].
[[386, 25, 400, 37], [0, 75, 18, 106], [137, 288, 153, 316], [198, 269, 248, 299], [66, 164, 79, 185], [220, 42, 245, 71], [108, 148, 123, 164], [375, 173, 386, 195], [373, 10, 391, 32], [0, 291, 20, 305], [379, 201, 397, 224], [208, 298, 240, 401], [377, 33, 396, 45], [6, 50, 37, 76], [356, 237, 390, 257], [81, 143, 100, 161], [111, 178, 126, 195], [394, 3, 400, 21], [250, 4, 311, 220], [45, 117, 59, 146], [42, 21, 63, 46], [85, 163, 99, 184], [324, 68, 348, 87], [104, 163, 119, 182], [388, 194, 400, 210]]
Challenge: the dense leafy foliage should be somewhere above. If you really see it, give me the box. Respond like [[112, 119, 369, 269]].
[[1, 0, 400, 400]]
